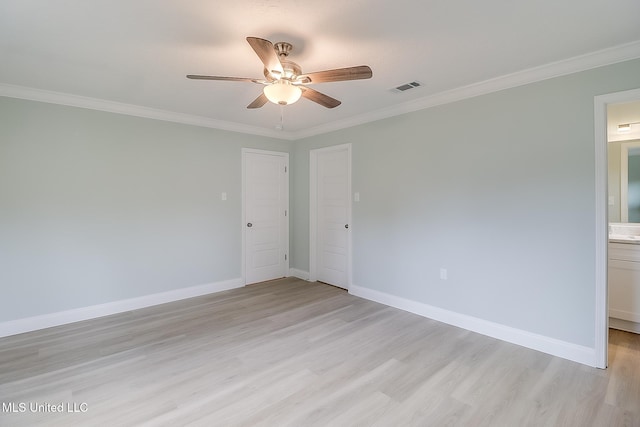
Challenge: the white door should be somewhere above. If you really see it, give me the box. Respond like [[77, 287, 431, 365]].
[[312, 145, 351, 289], [243, 149, 289, 285]]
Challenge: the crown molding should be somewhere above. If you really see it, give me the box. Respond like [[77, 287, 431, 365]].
[[290, 40, 640, 140], [2, 40, 640, 141], [0, 83, 294, 140]]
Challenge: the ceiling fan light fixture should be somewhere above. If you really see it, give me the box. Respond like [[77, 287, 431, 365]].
[[263, 80, 302, 105]]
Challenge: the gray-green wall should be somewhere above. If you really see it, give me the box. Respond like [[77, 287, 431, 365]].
[[3, 58, 640, 351], [291, 58, 640, 348], [0, 97, 291, 321]]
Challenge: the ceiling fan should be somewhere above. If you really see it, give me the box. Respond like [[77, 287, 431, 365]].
[[187, 37, 372, 109]]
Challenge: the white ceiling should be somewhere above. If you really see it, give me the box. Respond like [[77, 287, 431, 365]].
[[2, 0, 640, 139]]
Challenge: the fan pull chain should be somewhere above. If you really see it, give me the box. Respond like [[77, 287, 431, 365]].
[[278, 105, 285, 131]]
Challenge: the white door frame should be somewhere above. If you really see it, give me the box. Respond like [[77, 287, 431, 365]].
[[309, 143, 352, 287], [241, 148, 289, 285], [594, 87, 640, 369]]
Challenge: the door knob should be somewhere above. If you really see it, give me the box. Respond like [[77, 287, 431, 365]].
[[247, 223, 253, 227], [345, 224, 349, 229]]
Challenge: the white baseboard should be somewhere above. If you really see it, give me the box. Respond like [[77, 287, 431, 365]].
[[349, 284, 597, 367], [0, 278, 244, 338], [609, 308, 640, 323], [610, 317, 640, 334], [288, 268, 310, 281]]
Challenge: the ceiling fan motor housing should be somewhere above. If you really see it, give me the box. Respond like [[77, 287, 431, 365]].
[[263, 42, 301, 81], [263, 60, 301, 81]]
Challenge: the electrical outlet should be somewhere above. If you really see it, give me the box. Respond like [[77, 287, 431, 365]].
[[440, 268, 448, 280]]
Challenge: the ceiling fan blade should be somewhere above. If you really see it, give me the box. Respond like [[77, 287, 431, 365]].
[[301, 65, 372, 84], [301, 87, 341, 108], [247, 93, 268, 109], [246, 37, 284, 77], [186, 75, 259, 83]]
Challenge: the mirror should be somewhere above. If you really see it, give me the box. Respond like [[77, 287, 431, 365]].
[[608, 100, 640, 223], [610, 140, 640, 222]]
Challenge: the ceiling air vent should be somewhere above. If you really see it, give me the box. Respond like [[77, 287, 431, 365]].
[[391, 81, 422, 93]]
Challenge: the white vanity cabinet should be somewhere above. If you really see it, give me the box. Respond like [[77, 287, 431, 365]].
[[608, 242, 640, 331]]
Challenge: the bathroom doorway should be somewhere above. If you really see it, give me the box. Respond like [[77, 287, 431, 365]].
[[596, 87, 640, 368], [606, 99, 640, 334]]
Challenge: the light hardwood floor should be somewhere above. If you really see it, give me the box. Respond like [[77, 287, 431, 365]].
[[1, 277, 639, 426]]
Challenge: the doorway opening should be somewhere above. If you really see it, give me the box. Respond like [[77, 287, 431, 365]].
[[595, 87, 640, 369]]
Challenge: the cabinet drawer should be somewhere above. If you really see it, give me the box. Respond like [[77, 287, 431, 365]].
[[609, 243, 640, 261]]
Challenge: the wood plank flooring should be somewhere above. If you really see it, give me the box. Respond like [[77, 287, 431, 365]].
[[0, 277, 639, 426]]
